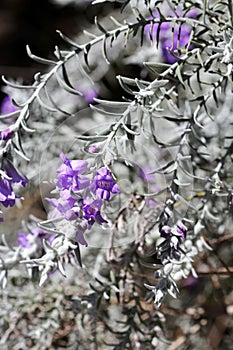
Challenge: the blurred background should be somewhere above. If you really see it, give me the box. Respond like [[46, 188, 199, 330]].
[[0, 0, 119, 102]]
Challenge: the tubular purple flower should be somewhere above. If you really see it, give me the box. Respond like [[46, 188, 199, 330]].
[[2, 158, 28, 186], [56, 153, 90, 192], [82, 199, 107, 226], [90, 167, 120, 200], [0, 177, 17, 207], [46, 189, 79, 221]]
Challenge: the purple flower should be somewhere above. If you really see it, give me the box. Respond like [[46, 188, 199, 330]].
[[2, 159, 28, 186], [18, 227, 55, 249], [145, 8, 197, 63], [0, 157, 27, 219], [56, 153, 90, 192], [0, 177, 17, 207], [90, 167, 120, 200], [82, 199, 107, 226], [1, 128, 14, 141], [46, 189, 79, 221], [160, 24, 194, 64], [0, 95, 18, 115]]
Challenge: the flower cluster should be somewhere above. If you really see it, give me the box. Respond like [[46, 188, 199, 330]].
[[47, 153, 120, 246], [145, 8, 197, 63], [0, 155, 28, 221]]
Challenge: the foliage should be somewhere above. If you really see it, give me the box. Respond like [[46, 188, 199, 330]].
[[0, 0, 233, 348]]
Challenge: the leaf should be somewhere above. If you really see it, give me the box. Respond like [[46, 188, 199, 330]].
[[119, 76, 144, 87], [144, 61, 171, 70], [13, 144, 30, 161], [83, 43, 91, 67], [148, 79, 169, 89], [173, 178, 191, 187], [56, 30, 82, 50], [150, 160, 177, 174], [117, 75, 135, 95], [75, 55, 93, 84], [55, 72, 83, 96], [102, 36, 110, 64], [36, 94, 58, 112], [121, 122, 139, 135], [2, 75, 37, 90], [83, 30, 97, 39], [0, 110, 19, 120], [77, 134, 108, 141], [45, 87, 72, 116], [90, 104, 123, 117], [26, 45, 57, 65], [95, 16, 108, 34], [163, 115, 189, 122], [93, 98, 131, 108], [175, 64, 185, 87], [20, 119, 36, 133]]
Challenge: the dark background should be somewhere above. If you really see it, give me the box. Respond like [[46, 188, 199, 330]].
[[0, 0, 115, 103]]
